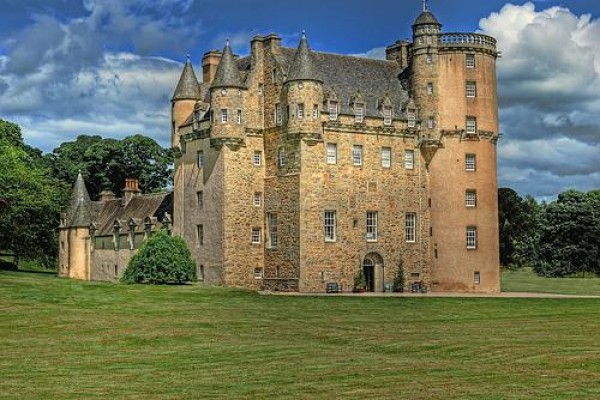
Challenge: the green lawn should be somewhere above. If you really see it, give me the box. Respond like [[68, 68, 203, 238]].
[[502, 267, 600, 296], [2, 271, 600, 399]]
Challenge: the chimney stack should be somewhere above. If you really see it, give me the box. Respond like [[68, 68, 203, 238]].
[[123, 178, 141, 205], [202, 50, 222, 85]]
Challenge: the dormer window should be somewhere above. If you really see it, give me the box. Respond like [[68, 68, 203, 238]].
[[407, 110, 416, 128], [354, 103, 364, 123], [329, 101, 338, 121], [383, 106, 392, 126]]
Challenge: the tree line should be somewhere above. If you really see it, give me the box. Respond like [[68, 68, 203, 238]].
[[0, 119, 173, 268], [498, 188, 600, 277]]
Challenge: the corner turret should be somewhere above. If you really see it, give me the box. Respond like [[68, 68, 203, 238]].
[[171, 56, 201, 148], [68, 172, 92, 227]]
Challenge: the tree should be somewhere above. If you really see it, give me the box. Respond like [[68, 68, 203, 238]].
[[498, 188, 535, 266], [0, 139, 68, 266], [45, 134, 173, 200], [121, 230, 197, 285]]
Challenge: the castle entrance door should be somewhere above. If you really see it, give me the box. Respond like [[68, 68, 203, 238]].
[[363, 253, 384, 292]]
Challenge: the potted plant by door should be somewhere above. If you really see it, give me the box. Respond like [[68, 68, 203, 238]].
[[353, 271, 367, 293], [393, 260, 405, 293]]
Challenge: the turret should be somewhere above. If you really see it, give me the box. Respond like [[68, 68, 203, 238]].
[[171, 56, 201, 148], [209, 40, 247, 143], [68, 172, 92, 227], [284, 31, 323, 136]]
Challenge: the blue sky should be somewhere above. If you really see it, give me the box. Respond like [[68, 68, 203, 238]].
[[1, 0, 599, 199]]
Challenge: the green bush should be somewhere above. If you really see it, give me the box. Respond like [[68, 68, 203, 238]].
[[393, 259, 405, 291], [121, 230, 197, 285]]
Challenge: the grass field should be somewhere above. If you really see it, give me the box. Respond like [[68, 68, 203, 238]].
[[2, 271, 600, 399], [502, 267, 600, 296]]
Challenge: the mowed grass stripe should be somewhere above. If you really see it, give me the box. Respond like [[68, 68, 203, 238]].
[[1, 271, 600, 399]]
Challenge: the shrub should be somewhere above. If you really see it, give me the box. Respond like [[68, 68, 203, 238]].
[[393, 259, 405, 291], [121, 230, 197, 284]]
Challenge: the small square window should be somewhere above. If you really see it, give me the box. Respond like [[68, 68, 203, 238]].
[[466, 154, 476, 171], [254, 192, 262, 207], [381, 147, 391, 168], [326, 143, 337, 164], [466, 54, 476, 68], [466, 190, 477, 207], [197, 151, 204, 168], [252, 228, 261, 244], [474, 271, 481, 284], [466, 117, 477, 134], [466, 81, 477, 98], [352, 145, 363, 166], [254, 268, 263, 279], [404, 150, 415, 170], [253, 151, 262, 166], [467, 226, 477, 249], [221, 109, 228, 123]]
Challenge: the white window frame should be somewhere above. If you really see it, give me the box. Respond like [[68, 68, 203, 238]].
[[474, 271, 481, 284], [276, 103, 282, 126], [383, 106, 392, 126], [297, 103, 304, 119], [278, 148, 286, 167], [427, 116, 434, 129], [466, 190, 477, 207], [381, 147, 391, 168], [426, 82, 434, 95], [313, 104, 319, 119], [236, 109, 242, 124], [352, 145, 363, 166], [252, 228, 261, 244], [253, 151, 262, 166], [355, 103, 364, 123], [326, 143, 337, 165], [366, 211, 378, 242], [324, 210, 336, 242], [407, 110, 416, 128], [466, 117, 477, 134], [405, 213, 416, 243], [465, 153, 476, 172], [467, 226, 477, 249], [466, 81, 477, 98], [329, 101, 338, 121], [197, 150, 204, 168], [254, 268, 263, 279], [221, 109, 228, 123], [404, 150, 415, 170], [466, 54, 476, 68], [267, 213, 278, 249], [254, 192, 262, 207]]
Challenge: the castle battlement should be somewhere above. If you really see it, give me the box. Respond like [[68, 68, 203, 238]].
[[438, 33, 498, 55]]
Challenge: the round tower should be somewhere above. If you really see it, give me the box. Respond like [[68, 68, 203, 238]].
[[415, 6, 501, 293], [209, 40, 247, 142], [283, 31, 323, 136], [171, 56, 201, 148]]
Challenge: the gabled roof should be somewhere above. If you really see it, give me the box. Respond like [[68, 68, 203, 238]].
[[286, 32, 322, 83], [94, 193, 172, 235], [172, 56, 202, 101], [211, 41, 246, 90]]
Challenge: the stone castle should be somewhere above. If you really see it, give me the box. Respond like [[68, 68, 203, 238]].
[[60, 5, 501, 293]]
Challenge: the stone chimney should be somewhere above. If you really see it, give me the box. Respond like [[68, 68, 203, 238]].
[[123, 178, 141, 205], [99, 190, 116, 203], [202, 50, 222, 85], [264, 33, 282, 55], [385, 40, 412, 70]]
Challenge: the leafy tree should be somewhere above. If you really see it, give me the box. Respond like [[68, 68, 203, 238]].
[[0, 139, 68, 266], [121, 230, 196, 285], [45, 134, 173, 200], [498, 188, 535, 266]]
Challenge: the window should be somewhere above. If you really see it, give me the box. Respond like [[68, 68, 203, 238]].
[[426, 53, 433, 64], [467, 226, 477, 249], [253, 151, 262, 166], [271, 68, 277, 81], [404, 150, 415, 170], [275, 103, 282, 126], [196, 150, 204, 168], [465, 153, 476, 171], [466, 117, 477, 134], [405, 213, 416, 243], [466, 81, 477, 98], [297, 103, 304, 119], [466, 190, 477, 207], [352, 145, 363, 166], [197, 224, 204, 246], [383, 106, 392, 126], [278, 148, 286, 167], [221, 109, 228, 123], [252, 228, 261, 244], [407, 110, 416, 128], [355, 103, 364, 123], [426, 82, 434, 95], [326, 143, 337, 164], [198, 265, 204, 281], [197, 191, 203, 208], [313, 104, 319, 119], [427, 116, 434, 129], [466, 54, 475, 68], [381, 147, 391, 168], [329, 101, 338, 121], [366, 211, 378, 241], [254, 268, 263, 279], [254, 192, 262, 207], [267, 213, 278, 249], [236, 109, 242, 124], [324, 211, 336, 242], [474, 271, 481, 284]]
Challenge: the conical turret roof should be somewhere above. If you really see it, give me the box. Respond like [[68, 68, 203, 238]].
[[211, 41, 246, 90], [414, 11, 440, 25], [70, 172, 90, 205], [68, 172, 92, 227], [172, 56, 202, 101], [286, 31, 322, 83]]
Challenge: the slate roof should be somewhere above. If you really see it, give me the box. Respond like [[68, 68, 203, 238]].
[[66, 173, 93, 227], [286, 33, 322, 83], [211, 42, 246, 89], [172, 57, 202, 101], [414, 11, 440, 26]]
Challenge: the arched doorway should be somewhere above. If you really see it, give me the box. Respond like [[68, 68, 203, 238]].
[[363, 253, 384, 292]]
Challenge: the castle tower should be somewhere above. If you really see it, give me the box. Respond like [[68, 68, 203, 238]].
[[171, 56, 201, 148], [284, 32, 323, 136], [58, 172, 92, 280], [415, 6, 501, 292], [209, 41, 247, 144]]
